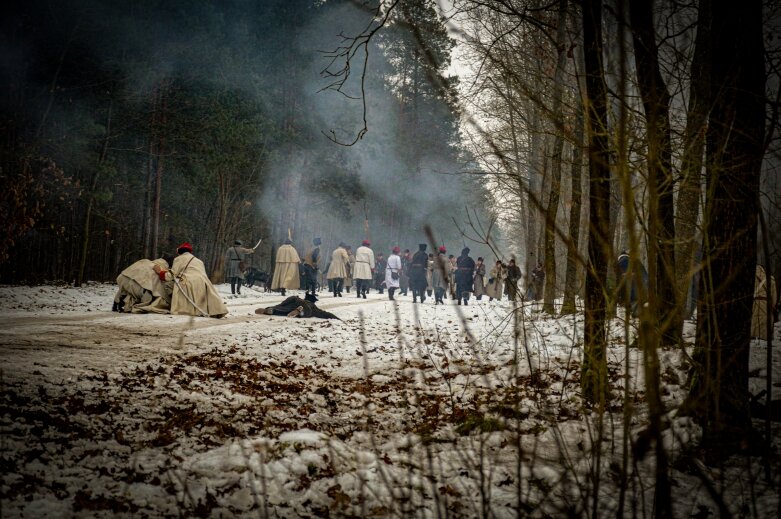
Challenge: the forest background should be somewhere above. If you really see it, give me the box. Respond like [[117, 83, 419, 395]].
[[1, 0, 498, 286]]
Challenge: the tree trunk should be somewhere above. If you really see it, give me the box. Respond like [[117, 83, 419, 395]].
[[542, 0, 569, 314], [581, 0, 611, 406], [628, 3, 675, 511], [561, 105, 584, 314], [675, 0, 711, 319], [685, 1, 764, 458], [76, 98, 112, 287], [151, 84, 167, 258], [630, 0, 680, 350]]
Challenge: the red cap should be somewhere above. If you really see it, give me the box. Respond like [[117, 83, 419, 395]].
[[178, 242, 193, 252], [439, 246, 446, 253], [362, 239, 371, 246], [392, 246, 400, 253]]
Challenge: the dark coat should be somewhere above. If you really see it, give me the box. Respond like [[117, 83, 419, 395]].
[[455, 255, 476, 290], [409, 251, 429, 290]]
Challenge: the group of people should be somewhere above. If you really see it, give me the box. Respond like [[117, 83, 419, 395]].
[[268, 238, 526, 305], [113, 242, 228, 318]]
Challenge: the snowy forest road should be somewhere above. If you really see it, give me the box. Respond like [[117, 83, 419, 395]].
[[0, 286, 394, 384]]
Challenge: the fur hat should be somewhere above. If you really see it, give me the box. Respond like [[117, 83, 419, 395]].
[[234, 240, 243, 246], [362, 239, 371, 246], [461, 247, 470, 255], [177, 242, 193, 254], [418, 244, 427, 251], [314, 237, 322, 245]]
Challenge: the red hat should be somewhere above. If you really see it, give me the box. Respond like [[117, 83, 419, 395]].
[[439, 246, 446, 253], [362, 239, 371, 246], [177, 242, 193, 253], [392, 246, 400, 253]]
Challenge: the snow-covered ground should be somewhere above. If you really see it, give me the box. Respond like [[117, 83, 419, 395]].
[[1, 283, 779, 517]]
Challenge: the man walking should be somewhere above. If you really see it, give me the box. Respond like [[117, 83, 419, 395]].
[[271, 239, 301, 296], [455, 247, 476, 305], [385, 246, 402, 300], [302, 237, 322, 296], [326, 243, 350, 297], [409, 244, 429, 303], [225, 240, 256, 295], [374, 253, 387, 294], [353, 240, 375, 299], [432, 246, 449, 305]]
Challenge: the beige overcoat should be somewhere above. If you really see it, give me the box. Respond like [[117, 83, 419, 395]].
[[115, 258, 170, 311], [485, 264, 505, 301], [751, 265, 777, 340], [165, 252, 228, 318], [353, 246, 375, 280], [327, 247, 350, 279], [271, 244, 301, 290]]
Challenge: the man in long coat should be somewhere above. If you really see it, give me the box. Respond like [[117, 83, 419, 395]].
[[225, 240, 255, 295], [409, 244, 429, 303], [473, 257, 487, 300], [113, 255, 173, 312], [400, 249, 411, 296], [353, 240, 375, 299], [154, 242, 228, 318], [485, 260, 505, 302], [374, 253, 387, 294], [751, 264, 778, 340], [426, 254, 434, 297], [505, 258, 522, 302], [345, 246, 355, 293], [327, 243, 350, 297], [302, 237, 322, 296], [455, 247, 476, 305], [271, 239, 301, 296], [385, 246, 402, 300], [432, 246, 449, 305]]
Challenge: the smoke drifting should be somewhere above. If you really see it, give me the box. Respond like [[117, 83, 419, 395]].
[[1, 0, 499, 282]]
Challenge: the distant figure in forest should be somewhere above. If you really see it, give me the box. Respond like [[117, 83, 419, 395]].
[[153, 242, 227, 318], [505, 258, 521, 301], [473, 257, 486, 301], [486, 260, 505, 302], [271, 239, 301, 296], [225, 240, 255, 295], [426, 253, 434, 297], [302, 237, 322, 296], [455, 247, 476, 305], [448, 255, 457, 298], [113, 255, 174, 313], [374, 253, 387, 294], [615, 250, 648, 316], [399, 249, 411, 296], [527, 262, 545, 301], [385, 246, 402, 300], [326, 243, 350, 297], [409, 244, 429, 303], [751, 264, 777, 340], [255, 294, 339, 319], [354, 240, 375, 299], [345, 245, 355, 293], [432, 246, 449, 305]]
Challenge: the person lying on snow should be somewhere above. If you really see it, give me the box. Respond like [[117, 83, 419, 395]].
[[255, 293, 339, 319]]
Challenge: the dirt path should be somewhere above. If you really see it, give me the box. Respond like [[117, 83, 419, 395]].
[[0, 294, 396, 384]]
